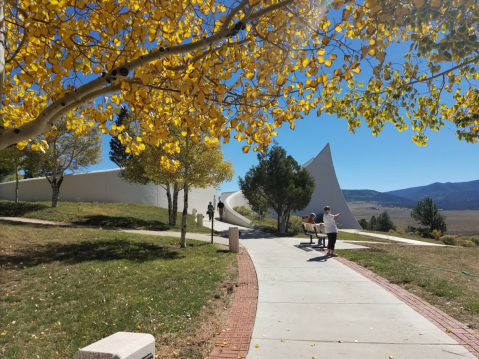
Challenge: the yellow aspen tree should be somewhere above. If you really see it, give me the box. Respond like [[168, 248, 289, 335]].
[[0, 0, 478, 160]]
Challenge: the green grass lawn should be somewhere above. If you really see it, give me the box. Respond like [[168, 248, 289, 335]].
[[0, 221, 236, 359], [337, 244, 479, 330], [0, 200, 210, 234]]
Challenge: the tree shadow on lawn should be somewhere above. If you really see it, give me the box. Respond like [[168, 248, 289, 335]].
[[74, 215, 172, 231], [0, 201, 47, 217], [0, 239, 181, 268]]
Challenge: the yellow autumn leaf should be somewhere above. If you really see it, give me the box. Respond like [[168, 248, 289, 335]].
[[138, 73, 150, 85], [412, 0, 425, 8], [325, 60, 332, 67], [376, 52, 386, 63]]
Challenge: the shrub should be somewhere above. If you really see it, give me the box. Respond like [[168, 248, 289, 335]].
[[389, 229, 396, 234], [440, 235, 458, 246], [288, 215, 304, 233], [431, 229, 442, 240], [406, 225, 417, 233], [396, 227, 405, 235], [470, 236, 479, 246], [461, 240, 476, 248], [233, 206, 251, 216]]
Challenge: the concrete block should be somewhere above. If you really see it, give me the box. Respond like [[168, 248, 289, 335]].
[[74, 332, 155, 359], [229, 227, 240, 253], [196, 213, 203, 226]]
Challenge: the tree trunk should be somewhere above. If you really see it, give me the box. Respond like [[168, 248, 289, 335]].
[[279, 213, 287, 234], [14, 164, 19, 203], [285, 211, 291, 233], [180, 182, 189, 248], [165, 183, 173, 225], [50, 176, 64, 208], [172, 183, 179, 226]]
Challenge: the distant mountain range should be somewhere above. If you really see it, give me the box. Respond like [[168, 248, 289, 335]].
[[343, 179, 479, 210]]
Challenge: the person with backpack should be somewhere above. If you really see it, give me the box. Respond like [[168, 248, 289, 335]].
[[217, 200, 225, 221], [207, 202, 214, 220]]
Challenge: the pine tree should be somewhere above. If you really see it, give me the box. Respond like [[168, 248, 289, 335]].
[[109, 107, 131, 167]]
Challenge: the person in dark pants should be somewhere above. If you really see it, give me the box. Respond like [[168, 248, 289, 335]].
[[217, 200, 225, 221], [323, 206, 341, 257], [207, 202, 214, 220]]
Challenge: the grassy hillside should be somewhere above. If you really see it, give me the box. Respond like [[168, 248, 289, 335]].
[[350, 202, 479, 236], [386, 179, 479, 210], [342, 189, 415, 208], [0, 201, 210, 233], [344, 179, 479, 210]]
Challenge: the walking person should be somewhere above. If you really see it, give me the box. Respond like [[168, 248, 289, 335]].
[[217, 200, 225, 221], [323, 206, 341, 257], [207, 201, 214, 221]]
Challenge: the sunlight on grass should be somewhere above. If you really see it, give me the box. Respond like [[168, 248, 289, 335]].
[[0, 221, 236, 358]]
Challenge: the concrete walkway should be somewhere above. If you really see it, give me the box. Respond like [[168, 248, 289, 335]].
[[242, 236, 474, 359], [341, 229, 446, 246]]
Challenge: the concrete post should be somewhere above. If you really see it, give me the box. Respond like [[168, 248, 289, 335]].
[[74, 332, 155, 359], [196, 213, 203, 226], [229, 227, 239, 253], [192, 208, 197, 217]]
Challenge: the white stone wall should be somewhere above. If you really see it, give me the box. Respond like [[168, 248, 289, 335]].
[[221, 191, 254, 228], [0, 169, 218, 212]]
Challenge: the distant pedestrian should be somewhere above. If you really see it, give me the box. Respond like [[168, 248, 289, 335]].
[[207, 202, 214, 220], [323, 206, 341, 257], [217, 200, 225, 221]]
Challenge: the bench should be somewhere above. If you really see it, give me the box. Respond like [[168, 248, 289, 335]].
[[301, 223, 327, 248]]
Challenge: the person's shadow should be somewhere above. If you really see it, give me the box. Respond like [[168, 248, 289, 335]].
[[307, 255, 330, 262]]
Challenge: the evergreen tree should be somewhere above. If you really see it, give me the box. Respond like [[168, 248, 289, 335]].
[[109, 107, 131, 167], [376, 211, 396, 232], [358, 218, 368, 230], [368, 215, 378, 231], [411, 198, 447, 238], [239, 144, 315, 234]]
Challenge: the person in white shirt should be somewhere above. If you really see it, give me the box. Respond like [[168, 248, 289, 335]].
[[323, 206, 341, 257]]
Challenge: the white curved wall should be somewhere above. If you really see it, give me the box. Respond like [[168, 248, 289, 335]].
[[222, 191, 254, 228], [300, 144, 361, 229], [0, 168, 217, 212]]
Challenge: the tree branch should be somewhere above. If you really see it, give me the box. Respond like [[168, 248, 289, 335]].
[[0, 0, 294, 150]]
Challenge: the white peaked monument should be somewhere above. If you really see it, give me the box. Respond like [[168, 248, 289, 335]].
[[220, 143, 362, 229], [299, 143, 361, 229]]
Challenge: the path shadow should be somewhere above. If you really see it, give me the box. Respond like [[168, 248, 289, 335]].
[[0, 239, 180, 268], [0, 201, 46, 217], [218, 229, 275, 240], [74, 215, 171, 231]]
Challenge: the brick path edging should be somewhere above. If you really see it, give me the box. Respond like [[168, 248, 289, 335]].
[[335, 257, 479, 358], [209, 251, 258, 359]]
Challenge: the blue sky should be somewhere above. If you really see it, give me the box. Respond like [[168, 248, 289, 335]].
[[89, 112, 479, 194], [84, 7, 479, 195]]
